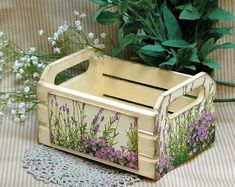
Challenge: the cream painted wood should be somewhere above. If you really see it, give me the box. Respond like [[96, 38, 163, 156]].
[[37, 47, 213, 180], [37, 104, 49, 125], [38, 125, 157, 179]]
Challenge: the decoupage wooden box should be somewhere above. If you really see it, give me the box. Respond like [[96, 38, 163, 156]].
[[37, 47, 216, 180]]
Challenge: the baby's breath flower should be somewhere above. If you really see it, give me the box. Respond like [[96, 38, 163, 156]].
[[53, 47, 61, 54], [19, 102, 26, 109], [88, 32, 94, 39], [33, 72, 39, 78], [16, 73, 22, 80], [75, 20, 81, 27], [100, 33, 106, 38], [29, 47, 36, 53], [24, 79, 30, 85], [4, 93, 10, 99], [79, 13, 86, 18], [98, 44, 105, 49], [11, 109, 16, 115], [18, 68, 24, 74], [24, 86, 30, 93], [74, 10, 80, 16], [77, 25, 83, 31], [20, 114, 27, 120], [38, 29, 44, 36], [48, 37, 53, 43], [0, 111, 4, 116], [31, 56, 38, 61], [37, 63, 43, 68], [94, 38, 100, 45], [32, 61, 38, 66]]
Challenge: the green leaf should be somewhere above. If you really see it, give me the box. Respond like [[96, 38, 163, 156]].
[[214, 42, 235, 50], [207, 7, 235, 20], [96, 11, 121, 25], [199, 38, 215, 59], [179, 8, 201, 20], [162, 40, 196, 48], [90, 0, 107, 6], [189, 48, 200, 63], [163, 4, 182, 40], [202, 59, 221, 69], [112, 33, 135, 56], [141, 44, 167, 57], [159, 57, 177, 67], [176, 3, 193, 11]]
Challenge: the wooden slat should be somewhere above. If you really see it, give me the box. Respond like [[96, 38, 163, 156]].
[[37, 104, 49, 125], [138, 133, 157, 158], [38, 125, 157, 179], [101, 56, 192, 90], [102, 76, 195, 113]]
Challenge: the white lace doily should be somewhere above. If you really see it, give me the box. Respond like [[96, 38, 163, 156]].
[[22, 145, 140, 186]]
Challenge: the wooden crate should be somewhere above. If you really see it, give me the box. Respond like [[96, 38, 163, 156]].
[[37, 47, 216, 180]]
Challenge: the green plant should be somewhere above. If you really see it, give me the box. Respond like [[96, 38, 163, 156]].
[[92, 0, 235, 75]]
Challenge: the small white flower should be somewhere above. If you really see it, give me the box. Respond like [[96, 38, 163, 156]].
[[37, 63, 43, 68], [74, 10, 79, 16], [79, 13, 86, 18], [11, 109, 16, 115], [77, 25, 83, 31], [31, 56, 38, 61], [0, 51, 3, 57], [88, 32, 94, 39], [24, 86, 30, 93], [107, 0, 112, 3], [52, 41, 56, 46], [38, 29, 44, 36], [24, 79, 30, 85], [98, 44, 105, 49], [33, 72, 39, 78], [19, 102, 26, 109], [75, 20, 81, 27], [94, 38, 99, 45], [48, 37, 53, 43], [53, 32, 59, 40], [4, 93, 10, 99], [20, 114, 27, 120], [16, 73, 22, 80], [100, 33, 106, 38], [53, 47, 61, 54], [0, 111, 4, 116], [29, 47, 36, 53], [0, 31, 4, 37], [18, 68, 24, 74], [32, 61, 38, 66]]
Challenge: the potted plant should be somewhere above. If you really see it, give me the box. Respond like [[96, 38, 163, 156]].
[[91, 0, 235, 75]]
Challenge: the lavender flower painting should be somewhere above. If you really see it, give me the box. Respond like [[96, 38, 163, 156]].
[[49, 95, 138, 169], [155, 82, 216, 180]]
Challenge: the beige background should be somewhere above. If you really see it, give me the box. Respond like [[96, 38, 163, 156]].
[[0, 0, 235, 187]]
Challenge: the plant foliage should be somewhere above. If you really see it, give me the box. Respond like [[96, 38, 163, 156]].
[[91, 0, 235, 74]]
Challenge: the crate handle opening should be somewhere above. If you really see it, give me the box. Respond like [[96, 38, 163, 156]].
[[154, 72, 215, 123], [39, 47, 94, 84]]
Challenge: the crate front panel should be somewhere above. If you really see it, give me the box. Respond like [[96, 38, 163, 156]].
[[48, 94, 138, 170]]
